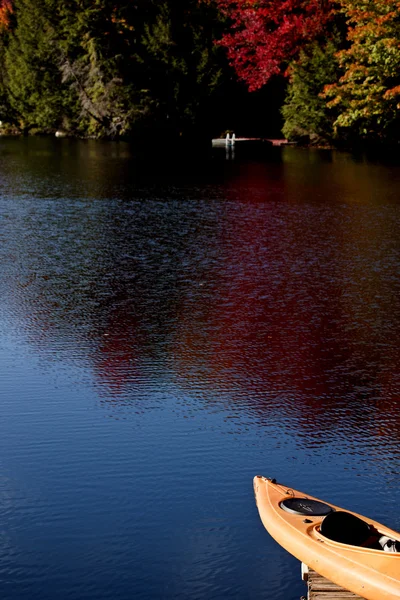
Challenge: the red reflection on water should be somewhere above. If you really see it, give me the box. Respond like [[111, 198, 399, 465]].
[[169, 164, 400, 444]]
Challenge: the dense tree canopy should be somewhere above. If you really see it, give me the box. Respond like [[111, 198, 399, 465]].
[[0, 0, 227, 138]]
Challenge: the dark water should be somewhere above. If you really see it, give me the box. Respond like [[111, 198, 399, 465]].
[[0, 138, 400, 600]]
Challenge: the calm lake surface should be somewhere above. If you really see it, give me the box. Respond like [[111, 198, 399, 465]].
[[0, 137, 399, 600]]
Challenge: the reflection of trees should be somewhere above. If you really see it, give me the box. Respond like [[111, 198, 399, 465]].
[[2, 141, 226, 394], [3, 140, 400, 454]]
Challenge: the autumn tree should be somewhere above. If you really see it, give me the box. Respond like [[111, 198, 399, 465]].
[[323, 0, 400, 142], [216, 0, 334, 90], [0, 0, 12, 28]]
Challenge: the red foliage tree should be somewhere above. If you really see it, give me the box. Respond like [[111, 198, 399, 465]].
[[216, 0, 333, 90]]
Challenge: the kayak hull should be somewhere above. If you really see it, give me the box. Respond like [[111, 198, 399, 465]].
[[254, 477, 400, 600]]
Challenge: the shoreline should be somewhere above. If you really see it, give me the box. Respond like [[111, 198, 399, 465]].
[[2, 129, 400, 156]]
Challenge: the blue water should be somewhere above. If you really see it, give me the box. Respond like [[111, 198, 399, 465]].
[[0, 138, 399, 600]]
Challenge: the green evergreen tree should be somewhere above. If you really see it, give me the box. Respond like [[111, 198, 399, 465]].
[[57, 0, 150, 137], [282, 38, 341, 144], [0, 35, 16, 127], [5, 0, 72, 132]]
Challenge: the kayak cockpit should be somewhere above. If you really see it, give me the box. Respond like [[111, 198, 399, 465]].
[[319, 510, 400, 552]]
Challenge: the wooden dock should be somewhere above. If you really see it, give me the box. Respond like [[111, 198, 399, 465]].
[[211, 136, 291, 148], [302, 565, 366, 600]]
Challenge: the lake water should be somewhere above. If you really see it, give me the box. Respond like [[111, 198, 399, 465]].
[[0, 138, 399, 600]]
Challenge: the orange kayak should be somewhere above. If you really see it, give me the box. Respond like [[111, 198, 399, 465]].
[[253, 476, 400, 600]]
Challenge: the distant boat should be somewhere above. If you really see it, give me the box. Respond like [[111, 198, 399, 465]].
[[253, 476, 400, 600]]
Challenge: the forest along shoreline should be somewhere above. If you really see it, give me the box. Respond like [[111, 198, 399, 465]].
[[0, 0, 399, 149]]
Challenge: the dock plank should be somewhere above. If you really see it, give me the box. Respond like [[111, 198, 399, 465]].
[[305, 568, 366, 600]]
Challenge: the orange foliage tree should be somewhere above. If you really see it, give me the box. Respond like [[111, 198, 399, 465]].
[[0, 0, 12, 28], [324, 0, 400, 139]]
